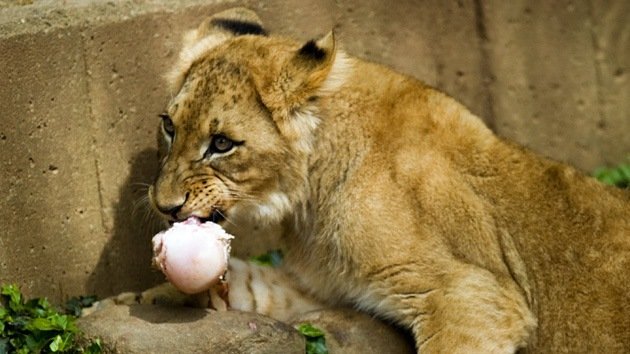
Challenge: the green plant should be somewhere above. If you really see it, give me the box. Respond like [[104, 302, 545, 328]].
[[0, 284, 101, 354], [593, 160, 630, 188], [249, 249, 284, 267], [295, 323, 328, 354]]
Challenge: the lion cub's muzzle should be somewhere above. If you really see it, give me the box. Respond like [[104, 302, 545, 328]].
[[150, 186, 226, 225]]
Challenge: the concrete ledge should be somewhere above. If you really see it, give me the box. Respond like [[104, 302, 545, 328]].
[[0, 0, 215, 36]]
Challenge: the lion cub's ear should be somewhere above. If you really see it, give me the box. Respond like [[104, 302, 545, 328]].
[[289, 31, 337, 105], [167, 7, 266, 91], [188, 7, 267, 42], [255, 32, 338, 143]]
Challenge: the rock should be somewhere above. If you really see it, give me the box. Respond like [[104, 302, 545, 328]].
[[291, 308, 416, 354], [78, 304, 415, 353], [78, 304, 304, 354]]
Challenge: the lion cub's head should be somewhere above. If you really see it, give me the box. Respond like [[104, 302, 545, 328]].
[[150, 8, 350, 226]]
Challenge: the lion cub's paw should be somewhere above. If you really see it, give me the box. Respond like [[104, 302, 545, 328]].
[[79, 291, 146, 317], [135, 283, 193, 306], [79, 298, 116, 317], [80, 282, 230, 317]]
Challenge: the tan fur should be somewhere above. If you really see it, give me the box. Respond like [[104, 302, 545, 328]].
[[149, 8, 630, 353]]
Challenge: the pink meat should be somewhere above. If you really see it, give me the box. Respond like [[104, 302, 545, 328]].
[[152, 217, 233, 294]]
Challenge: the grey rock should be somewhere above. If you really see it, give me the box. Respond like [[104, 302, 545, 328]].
[[78, 304, 305, 354]]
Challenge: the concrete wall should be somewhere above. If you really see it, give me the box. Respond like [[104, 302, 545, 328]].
[[1, 0, 628, 303]]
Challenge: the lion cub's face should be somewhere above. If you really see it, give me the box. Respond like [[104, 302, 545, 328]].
[[151, 53, 290, 225], [150, 9, 339, 226]]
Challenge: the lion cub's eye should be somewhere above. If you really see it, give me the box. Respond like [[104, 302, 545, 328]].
[[159, 113, 175, 138], [208, 134, 235, 155]]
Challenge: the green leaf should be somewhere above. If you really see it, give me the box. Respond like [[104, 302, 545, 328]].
[[295, 323, 328, 354], [305, 336, 329, 354], [249, 249, 284, 267], [611, 169, 623, 182], [49, 333, 73, 352], [49, 335, 63, 352], [12, 315, 30, 329], [26, 314, 76, 333], [25, 297, 54, 319], [27, 317, 56, 331], [593, 160, 630, 189], [0, 307, 5, 335], [295, 323, 325, 338], [600, 175, 616, 186], [24, 333, 46, 351], [618, 164, 630, 179], [50, 313, 72, 331], [1, 284, 23, 312], [15, 347, 30, 354], [84, 338, 103, 354]]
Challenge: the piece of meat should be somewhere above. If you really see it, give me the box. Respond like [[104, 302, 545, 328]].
[[152, 217, 233, 294]]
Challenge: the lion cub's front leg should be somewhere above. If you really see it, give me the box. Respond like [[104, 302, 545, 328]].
[[85, 258, 323, 322], [426, 270, 535, 353], [376, 264, 536, 353]]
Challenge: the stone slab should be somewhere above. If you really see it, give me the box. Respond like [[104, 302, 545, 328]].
[[78, 305, 305, 354]]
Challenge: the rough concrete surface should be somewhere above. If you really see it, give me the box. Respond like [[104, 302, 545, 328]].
[[78, 304, 306, 353], [480, 0, 628, 170], [0, 0, 628, 306]]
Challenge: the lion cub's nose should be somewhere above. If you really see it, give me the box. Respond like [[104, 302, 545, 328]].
[[155, 192, 188, 220]]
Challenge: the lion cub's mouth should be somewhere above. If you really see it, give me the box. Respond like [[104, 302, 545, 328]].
[[168, 209, 225, 226]]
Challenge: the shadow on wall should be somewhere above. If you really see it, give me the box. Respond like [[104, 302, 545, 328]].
[[87, 148, 166, 298]]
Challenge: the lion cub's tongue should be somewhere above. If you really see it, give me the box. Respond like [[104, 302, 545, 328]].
[[152, 217, 233, 294]]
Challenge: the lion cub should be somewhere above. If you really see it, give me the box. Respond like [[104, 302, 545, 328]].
[[133, 8, 629, 353]]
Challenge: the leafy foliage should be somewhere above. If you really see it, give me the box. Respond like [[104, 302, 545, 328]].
[[593, 160, 630, 189], [0, 284, 101, 354], [295, 323, 328, 354], [249, 249, 284, 267]]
